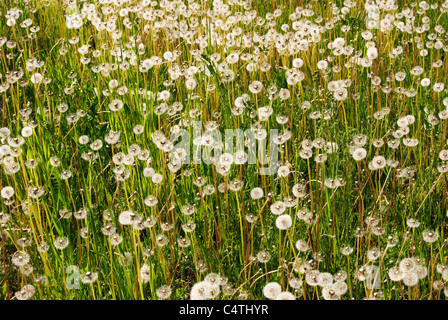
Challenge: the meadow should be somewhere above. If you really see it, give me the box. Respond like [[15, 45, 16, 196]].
[[1, 0, 448, 300]]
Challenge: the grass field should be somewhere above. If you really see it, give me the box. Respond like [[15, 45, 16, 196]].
[[1, 0, 448, 300]]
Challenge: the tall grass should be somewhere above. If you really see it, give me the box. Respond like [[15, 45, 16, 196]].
[[0, 0, 448, 300]]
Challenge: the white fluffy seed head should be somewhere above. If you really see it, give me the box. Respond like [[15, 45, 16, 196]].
[[1, 186, 14, 199], [21, 127, 33, 137], [275, 214, 292, 230], [263, 282, 282, 299]]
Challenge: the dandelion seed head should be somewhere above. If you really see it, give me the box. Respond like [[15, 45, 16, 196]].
[[263, 282, 282, 299]]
